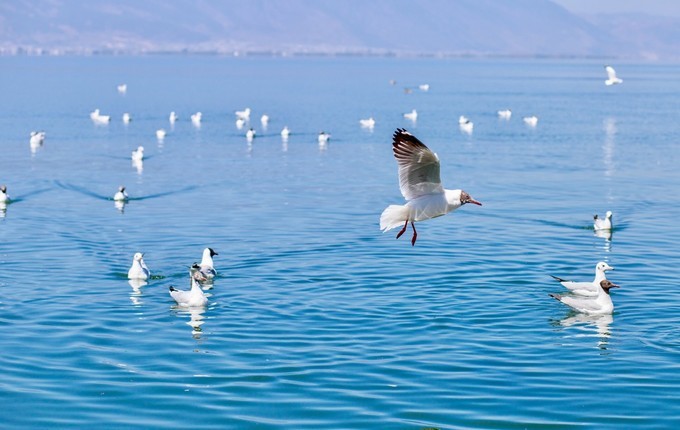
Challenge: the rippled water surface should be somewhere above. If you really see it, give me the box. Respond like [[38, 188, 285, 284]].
[[1, 56, 679, 428]]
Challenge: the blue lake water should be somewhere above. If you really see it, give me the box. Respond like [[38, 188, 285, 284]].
[[1, 56, 679, 428]]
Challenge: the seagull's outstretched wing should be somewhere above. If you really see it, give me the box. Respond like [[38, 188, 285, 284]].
[[392, 128, 444, 201], [605, 65, 618, 81]]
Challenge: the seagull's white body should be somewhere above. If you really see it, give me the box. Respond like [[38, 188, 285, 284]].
[[128, 252, 150, 280], [0, 185, 10, 203], [131, 146, 144, 162], [360, 117, 376, 128], [380, 129, 481, 246], [551, 261, 614, 297], [497, 109, 512, 119], [169, 111, 178, 124], [235, 107, 251, 121], [30, 131, 46, 146], [318, 132, 331, 144], [403, 109, 418, 121], [419, 84, 430, 91], [281, 126, 290, 139], [604, 65, 623, 86], [261, 114, 269, 126], [90, 109, 111, 123], [169, 269, 208, 307], [191, 112, 202, 126], [199, 247, 218, 279], [117, 84, 127, 94], [122, 113, 132, 123], [235, 118, 245, 129], [113, 186, 128, 202], [523, 116, 538, 127], [459, 120, 474, 134], [156, 129, 166, 140], [550, 280, 619, 315], [594, 211, 613, 231], [246, 128, 256, 141]]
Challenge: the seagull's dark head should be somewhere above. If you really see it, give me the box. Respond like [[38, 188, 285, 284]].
[[600, 280, 620, 295], [208, 248, 218, 257], [461, 190, 482, 206], [0, 185, 6, 193]]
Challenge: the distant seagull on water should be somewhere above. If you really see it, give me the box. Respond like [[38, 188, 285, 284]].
[[198, 247, 218, 279], [30, 131, 46, 146], [419, 84, 430, 91], [156, 129, 166, 140], [0, 185, 10, 203], [523, 116, 538, 127], [122, 113, 132, 124], [359, 117, 376, 129], [90, 109, 111, 124], [403, 109, 418, 121], [191, 112, 202, 126], [235, 107, 251, 121], [497, 109, 512, 119], [113, 186, 128, 202], [261, 114, 269, 127], [380, 128, 481, 246], [169, 111, 178, 124], [128, 252, 150, 280], [246, 128, 256, 141], [131, 146, 144, 162], [117, 83, 127, 94], [594, 211, 613, 231], [281, 126, 290, 139], [318, 131, 331, 145], [604, 65, 623, 86]]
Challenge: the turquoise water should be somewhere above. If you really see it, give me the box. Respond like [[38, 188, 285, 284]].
[[1, 56, 679, 428]]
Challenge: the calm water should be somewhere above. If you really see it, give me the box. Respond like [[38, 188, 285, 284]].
[[1, 56, 679, 429]]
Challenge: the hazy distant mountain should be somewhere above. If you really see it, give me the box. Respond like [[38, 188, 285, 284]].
[[0, 0, 678, 58]]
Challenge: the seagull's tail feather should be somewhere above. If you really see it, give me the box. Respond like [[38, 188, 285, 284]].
[[380, 205, 409, 231]]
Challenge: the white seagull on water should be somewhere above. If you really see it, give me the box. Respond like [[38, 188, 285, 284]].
[[131, 146, 144, 162], [604, 65, 623, 86], [318, 131, 331, 144], [90, 109, 111, 123], [551, 261, 614, 297], [403, 109, 418, 121], [30, 131, 46, 146], [191, 112, 202, 126], [359, 117, 376, 128], [169, 265, 208, 307], [113, 186, 128, 202], [550, 279, 620, 315], [594, 211, 613, 231], [169, 111, 178, 124], [497, 109, 512, 119], [235, 107, 251, 121], [128, 252, 150, 280], [523, 115, 538, 127], [380, 129, 482, 246], [0, 185, 10, 203], [198, 247, 218, 279], [281, 126, 290, 139]]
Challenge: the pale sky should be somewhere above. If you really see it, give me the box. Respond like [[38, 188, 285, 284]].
[[553, 0, 680, 17]]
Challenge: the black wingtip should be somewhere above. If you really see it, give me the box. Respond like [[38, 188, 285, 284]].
[[549, 293, 561, 301], [169, 286, 177, 292], [550, 275, 568, 283]]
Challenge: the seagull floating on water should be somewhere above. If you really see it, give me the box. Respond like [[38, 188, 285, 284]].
[[198, 247, 218, 279], [604, 65, 623, 86], [497, 109, 512, 119], [459, 117, 473, 134], [550, 280, 620, 315], [131, 146, 144, 162], [169, 265, 208, 307], [318, 131, 331, 145], [169, 111, 178, 124], [235, 118, 245, 129], [90, 109, 111, 123], [117, 84, 127, 94], [594, 211, 613, 231], [281, 126, 290, 139], [246, 128, 256, 141], [156, 129, 167, 140], [523, 116, 538, 127], [128, 252, 150, 280], [419, 84, 430, 91], [380, 128, 482, 246], [113, 186, 128, 202], [359, 117, 376, 128], [30, 131, 46, 146], [235, 107, 251, 121], [0, 185, 10, 203], [261, 114, 269, 126], [122, 113, 132, 123], [191, 112, 202, 126], [551, 261, 614, 297], [403, 109, 418, 121]]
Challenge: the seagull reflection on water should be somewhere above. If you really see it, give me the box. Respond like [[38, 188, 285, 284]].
[[128, 279, 148, 306], [555, 313, 614, 351]]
